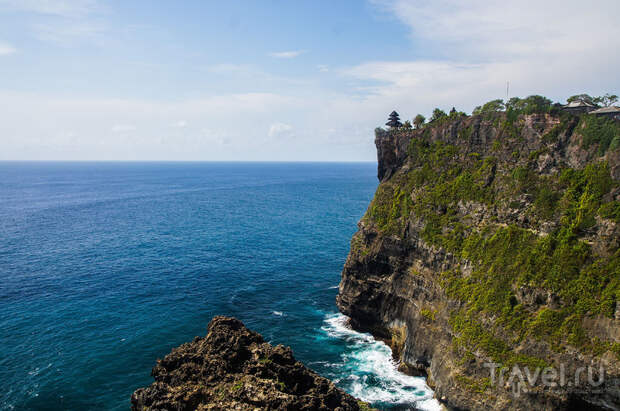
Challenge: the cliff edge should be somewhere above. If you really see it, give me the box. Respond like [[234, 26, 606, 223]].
[[338, 110, 620, 410], [131, 316, 367, 410]]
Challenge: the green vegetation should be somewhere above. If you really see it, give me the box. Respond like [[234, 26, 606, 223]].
[[532, 185, 560, 219], [357, 401, 376, 411], [505, 95, 553, 115], [437, 160, 619, 358], [413, 113, 426, 129], [472, 99, 505, 116], [469, 95, 554, 122], [350, 234, 369, 257], [541, 113, 574, 143], [364, 179, 413, 234], [567, 93, 597, 105], [568, 93, 618, 107], [454, 374, 493, 394], [578, 114, 620, 155], [430, 108, 447, 123], [420, 308, 437, 321], [449, 107, 467, 118], [450, 309, 550, 369], [598, 93, 619, 107], [599, 201, 620, 223], [382, 92, 620, 156]]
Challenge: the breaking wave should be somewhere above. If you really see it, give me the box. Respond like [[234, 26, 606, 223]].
[[320, 313, 441, 411]]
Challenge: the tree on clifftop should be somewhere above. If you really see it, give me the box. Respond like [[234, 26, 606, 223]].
[[413, 114, 425, 129], [430, 108, 447, 123], [598, 93, 618, 107], [385, 111, 402, 128], [567, 94, 596, 105], [473, 99, 505, 116]]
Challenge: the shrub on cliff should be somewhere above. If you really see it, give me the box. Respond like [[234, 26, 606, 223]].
[[579, 114, 620, 155]]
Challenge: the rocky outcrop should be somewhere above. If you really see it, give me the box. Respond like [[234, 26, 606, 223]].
[[131, 316, 366, 410], [338, 112, 620, 410]]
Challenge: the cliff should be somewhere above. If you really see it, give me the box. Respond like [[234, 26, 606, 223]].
[[131, 316, 368, 410], [338, 110, 620, 410]]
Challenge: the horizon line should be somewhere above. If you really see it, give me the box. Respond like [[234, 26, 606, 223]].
[[0, 159, 377, 164]]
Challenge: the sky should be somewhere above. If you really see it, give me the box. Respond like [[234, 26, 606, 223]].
[[0, 0, 619, 161]]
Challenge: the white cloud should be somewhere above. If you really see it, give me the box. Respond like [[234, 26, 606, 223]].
[[268, 122, 293, 139], [0, 42, 16, 55], [374, 0, 620, 60], [354, 0, 620, 114], [175, 120, 187, 128], [32, 21, 105, 45], [0, 91, 345, 161], [268, 50, 306, 59], [0, 0, 106, 46], [0, 0, 99, 17], [317, 64, 329, 72]]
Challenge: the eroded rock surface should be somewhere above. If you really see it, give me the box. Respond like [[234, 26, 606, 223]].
[[131, 316, 365, 410]]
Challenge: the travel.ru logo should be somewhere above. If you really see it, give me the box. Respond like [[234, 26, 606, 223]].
[[483, 362, 605, 397]]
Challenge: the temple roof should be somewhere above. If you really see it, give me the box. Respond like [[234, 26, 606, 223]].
[[563, 100, 596, 108], [590, 106, 620, 114]]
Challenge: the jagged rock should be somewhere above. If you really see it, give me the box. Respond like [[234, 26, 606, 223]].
[[131, 316, 366, 411]]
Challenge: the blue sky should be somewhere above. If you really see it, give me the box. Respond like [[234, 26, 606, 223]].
[[1, 0, 619, 161]]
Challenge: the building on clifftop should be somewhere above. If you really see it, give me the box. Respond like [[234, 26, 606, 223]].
[[590, 106, 620, 120], [562, 99, 597, 114], [385, 111, 402, 128]]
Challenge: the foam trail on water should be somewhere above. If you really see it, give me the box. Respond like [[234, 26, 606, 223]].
[[321, 313, 441, 411]]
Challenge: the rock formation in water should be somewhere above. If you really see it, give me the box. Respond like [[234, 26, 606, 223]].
[[338, 104, 620, 410], [131, 316, 369, 410]]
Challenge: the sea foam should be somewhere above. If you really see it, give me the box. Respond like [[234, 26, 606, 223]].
[[321, 313, 441, 411]]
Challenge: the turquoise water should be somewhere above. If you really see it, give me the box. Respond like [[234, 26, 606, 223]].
[[0, 162, 438, 410]]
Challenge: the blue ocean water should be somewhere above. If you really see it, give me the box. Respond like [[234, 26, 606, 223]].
[[0, 162, 438, 410]]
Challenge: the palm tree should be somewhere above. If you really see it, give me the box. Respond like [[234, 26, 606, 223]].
[[413, 114, 425, 129]]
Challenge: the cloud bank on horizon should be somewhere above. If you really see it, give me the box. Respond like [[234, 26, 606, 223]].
[[0, 0, 618, 161]]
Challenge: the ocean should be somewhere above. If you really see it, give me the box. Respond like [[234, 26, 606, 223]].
[[0, 162, 438, 410]]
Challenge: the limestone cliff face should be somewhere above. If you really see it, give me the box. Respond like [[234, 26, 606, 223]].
[[131, 317, 366, 410], [338, 112, 620, 410]]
